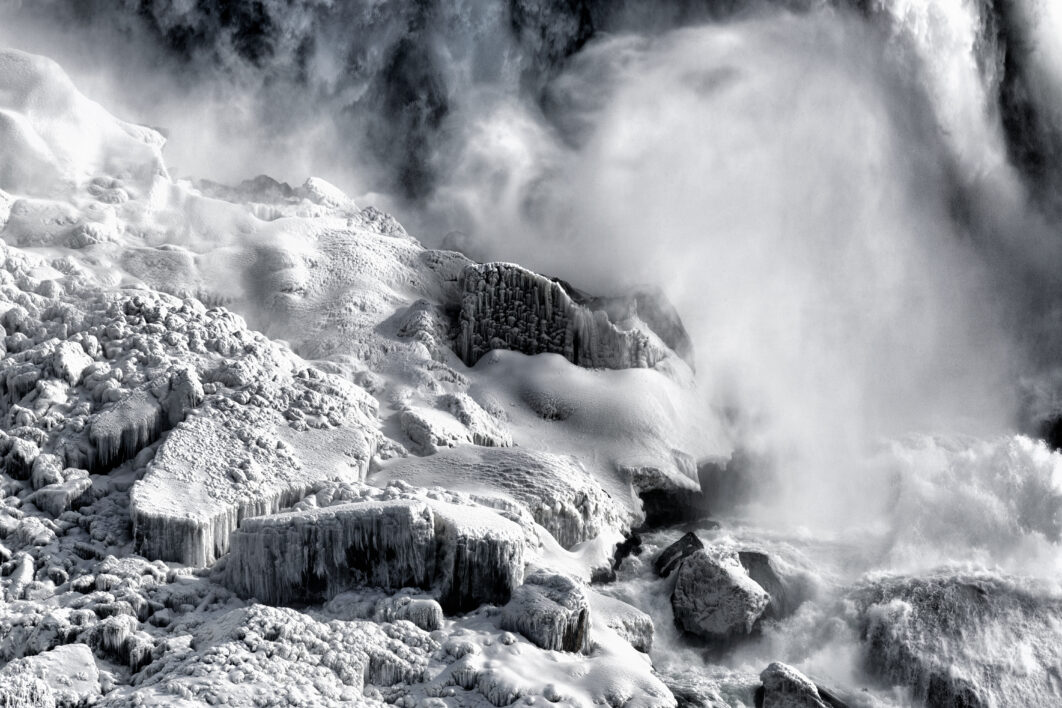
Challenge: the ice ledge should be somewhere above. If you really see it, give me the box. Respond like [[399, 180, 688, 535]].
[[455, 263, 665, 369]]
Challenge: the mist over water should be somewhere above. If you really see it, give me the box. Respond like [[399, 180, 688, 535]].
[[4, 0, 1062, 563]]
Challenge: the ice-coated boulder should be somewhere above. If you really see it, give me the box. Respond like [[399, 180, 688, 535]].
[[99, 605, 435, 705], [755, 662, 846, 708], [655, 531, 704, 578], [456, 262, 665, 369], [851, 572, 1062, 708], [590, 591, 654, 653], [500, 571, 592, 653], [225, 500, 437, 604], [224, 497, 524, 612], [671, 549, 770, 642], [130, 356, 379, 566]]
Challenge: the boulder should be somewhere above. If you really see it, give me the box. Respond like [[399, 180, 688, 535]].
[[500, 571, 592, 653], [671, 549, 769, 642], [739, 551, 796, 618], [755, 662, 846, 708]]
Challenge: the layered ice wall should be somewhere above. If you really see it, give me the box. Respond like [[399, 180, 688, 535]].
[[456, 263, 665, 369]]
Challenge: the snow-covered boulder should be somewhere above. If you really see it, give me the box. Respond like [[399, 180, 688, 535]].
[[0, 49, 166, 197], [500, 571, 592, 653], [671, 549, 770, 642], [456, 262, 665, 369], [655, 531, 704, 578], [0, 643, 100, 707], [852, 572, 1062, 708], [590, 591, 654, 653], [756, 662, 844, 708]]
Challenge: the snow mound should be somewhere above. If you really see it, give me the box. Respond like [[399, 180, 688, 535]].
[[375, 446, 630, 548], [0, 49, 166, 197]]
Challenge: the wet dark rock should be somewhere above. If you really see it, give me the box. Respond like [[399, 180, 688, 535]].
[[654, 531, 703, 578], [739, 551, 795, 618]]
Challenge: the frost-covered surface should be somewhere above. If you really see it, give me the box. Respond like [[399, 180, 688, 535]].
[[8, 36, 1062, 708], [456, 262, 665, 369], [0, 46, 694, 707]]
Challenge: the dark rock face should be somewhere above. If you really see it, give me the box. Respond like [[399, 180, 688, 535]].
[[456, 263, 664, 369], [671, 550, 769, 642], [739, 551, 796, 618], [654, 532, 703, 578]]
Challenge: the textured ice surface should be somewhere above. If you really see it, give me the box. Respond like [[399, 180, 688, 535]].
[[456, 262, 665, 369]]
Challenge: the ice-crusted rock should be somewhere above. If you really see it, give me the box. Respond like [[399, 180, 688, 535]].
[[225, 496, 524, 612], [671, 549, 770, 642], [0, 643, 100, 707], [372, 594, 444, 632], [0, 49, 167, 197], [399, 392, 512, 454], [851, 572, 1062, 708], [500, 571, 592, 653], [50, 341, 92, 386], [100, 604, 435, 706], [755, 662, 846, 708], [655, 531, 704, 578], [590, 591, 654, 653], [30, 475, 92, 516], [456, 262, 665, 369], [225, 500, 437, 604], [377, 446, 629, 549]]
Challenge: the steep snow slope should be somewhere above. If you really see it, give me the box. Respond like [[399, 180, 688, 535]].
[[0, 46, 702, 707]]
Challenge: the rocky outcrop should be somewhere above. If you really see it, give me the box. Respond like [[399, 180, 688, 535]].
[[671, 550, 770, 642], [655, 531, 704, 578], [500, 571, 592, 653], [224, 497, 524, 613], [456, 263, 665, 369]]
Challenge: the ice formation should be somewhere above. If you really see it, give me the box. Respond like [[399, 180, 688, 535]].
[[6, 8, 1062, 702], [456, 262, 666, 369], [224, 494, 525, 612]]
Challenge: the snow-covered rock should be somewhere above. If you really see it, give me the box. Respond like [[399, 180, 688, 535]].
[[456, 262, 666, 369], [590, 591, 654, 653], [500, 571, 592, 653], [225, 496, 525, 612], [224, 499, 437, 604], [852, 572, 1062, 708], [0, 643, 100, 707], [757, 662, 844, 708], [671, 549, 770, 642], [376, 446, 629, 549]]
